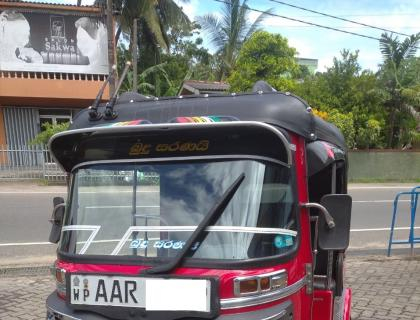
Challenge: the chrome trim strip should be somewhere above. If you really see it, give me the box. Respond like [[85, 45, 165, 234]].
[[233, 269, 287, 297], [220, 277, 307, 310], [111, 226, 297, 256], [49, 121, 292, 170], [61, 225, 100, 254], [70, 154, 289, 173]]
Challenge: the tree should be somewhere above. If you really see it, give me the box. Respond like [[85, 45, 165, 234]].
[[103, 0, 191, 50], [96, 0, 192, 90], [227, 31, 299, 92], [295, 50, 386, 149], [198, 0, 272, 80], [120, 63, 173, 94], [30, 122, 70, 145], [161, 36, 218, 95], [378, 32, 420, 148]]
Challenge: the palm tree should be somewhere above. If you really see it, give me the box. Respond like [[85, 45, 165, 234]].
[[96, 0, 191, 93], [378, 32, 420, 147], [121, 62, 173, 95], [95, 0, 191, 52], [117, 1, 191, 51], [198, 0, 272, 80]]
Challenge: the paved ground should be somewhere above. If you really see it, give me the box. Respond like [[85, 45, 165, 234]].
[[347, 255, 420, 320], [0, 255, 419, 320]]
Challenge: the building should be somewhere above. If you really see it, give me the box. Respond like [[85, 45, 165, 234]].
[[0, 0, 111, 148], [297, 58, 318, 74], [178, 80, 230, 95]]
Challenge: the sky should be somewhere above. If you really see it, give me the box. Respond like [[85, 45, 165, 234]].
[[180, 0, 420, 72], [23, 0, 420, 72]]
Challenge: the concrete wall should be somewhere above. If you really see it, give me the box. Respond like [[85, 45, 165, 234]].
[[348, 151, 420, 181]]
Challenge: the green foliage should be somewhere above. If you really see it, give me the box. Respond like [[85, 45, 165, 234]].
[[378, 33, 420, 148], [161, 36, 218, 94], [120, 62, 173, 96], [356, 119, 382, 149], [198, 0, 272, 80], [99, 0, 192, 51], [295, 50, 386, 149], [327, 109, 355, 148], [30, 122, 69, 145], [227, 31, 299, 92]]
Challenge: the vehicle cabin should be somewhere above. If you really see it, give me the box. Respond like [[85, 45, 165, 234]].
[[46, 82, 352, 320]]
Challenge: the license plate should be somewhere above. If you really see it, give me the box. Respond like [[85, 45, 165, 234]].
[[69, 274, 211, 312]]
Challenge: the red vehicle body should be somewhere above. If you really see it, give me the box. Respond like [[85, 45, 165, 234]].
[[46, 82, 352, 320]]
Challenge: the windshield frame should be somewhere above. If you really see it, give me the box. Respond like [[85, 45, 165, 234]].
[[57, 154, 300, 269]]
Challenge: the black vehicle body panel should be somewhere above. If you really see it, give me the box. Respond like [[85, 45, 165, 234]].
[[69, 91, 345, 150]]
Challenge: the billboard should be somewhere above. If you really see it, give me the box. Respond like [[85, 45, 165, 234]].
[[0, 10, 109, 74]]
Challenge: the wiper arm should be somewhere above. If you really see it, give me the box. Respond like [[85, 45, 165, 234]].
[[144, 173, 245, 275]]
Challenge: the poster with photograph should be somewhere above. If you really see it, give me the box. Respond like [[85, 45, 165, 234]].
[[0, 10, 109, 74]]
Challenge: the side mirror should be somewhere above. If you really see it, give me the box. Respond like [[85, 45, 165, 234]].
[[318, 194, 352, 251], [49, 197, 65, 243]]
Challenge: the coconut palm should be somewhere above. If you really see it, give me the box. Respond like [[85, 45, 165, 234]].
[[95, 0, 191, 52], [198, 0, 272, 80], [378, 32, 420, 147], [121, 62, 173, 94]]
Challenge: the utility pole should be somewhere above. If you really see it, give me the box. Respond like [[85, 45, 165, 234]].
[[132, 18, 138, 93], [106, 0, 116, 96]]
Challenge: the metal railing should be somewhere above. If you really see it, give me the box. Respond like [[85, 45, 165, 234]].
[[387, 186, 420, 256], [0, 145, 65, 182]]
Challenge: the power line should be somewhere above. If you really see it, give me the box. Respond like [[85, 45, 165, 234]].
[[213, 0, 380, 41], [291, 13, 420, 18], [266, 25, 420, 30], [268, 0, 413, 37]]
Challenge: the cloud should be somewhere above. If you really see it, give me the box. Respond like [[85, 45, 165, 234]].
[[288, 38, 313, 57], [357, 49, 383, 71], [316, 56, 334, 72], [176, 0, 199, 21], [262, 15, 307, 29], [340, 13, 420, 37]]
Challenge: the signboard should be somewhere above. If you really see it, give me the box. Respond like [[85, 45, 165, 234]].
[[0, 10, 108, 74]]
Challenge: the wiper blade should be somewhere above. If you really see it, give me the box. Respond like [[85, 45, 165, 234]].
[[144, 173, 245, 275]]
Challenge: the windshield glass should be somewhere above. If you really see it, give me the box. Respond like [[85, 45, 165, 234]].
[[60, 159, 297, 260]]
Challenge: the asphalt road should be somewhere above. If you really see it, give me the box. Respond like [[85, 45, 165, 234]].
[[0, 183, 419, 265], [348, 185, 418, 253]]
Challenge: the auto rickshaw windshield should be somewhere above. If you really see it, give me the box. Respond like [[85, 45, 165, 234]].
[[59, 158, 297, 261]]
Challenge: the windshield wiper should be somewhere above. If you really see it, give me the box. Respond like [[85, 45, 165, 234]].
[[144, 173, 245, 275]]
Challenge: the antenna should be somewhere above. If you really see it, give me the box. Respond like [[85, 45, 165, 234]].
[[88, 64, 117, 121], [103, 61, 132, 120]]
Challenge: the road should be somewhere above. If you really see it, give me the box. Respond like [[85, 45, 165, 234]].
[[0, 183, 419, 265], [349, 184, 418, 253]]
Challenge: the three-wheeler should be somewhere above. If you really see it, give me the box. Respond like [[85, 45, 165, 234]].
[[46, 81, 352, 320]]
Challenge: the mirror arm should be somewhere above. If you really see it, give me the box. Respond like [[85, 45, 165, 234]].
[[49, 203, 66, 225], [300, 202, 335, 229]]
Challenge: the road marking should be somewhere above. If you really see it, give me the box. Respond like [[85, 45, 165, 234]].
[[79, 190, 158, 194], [0, 190, 158, 194], [0, 241, 53, 246], [351, 227, 420, 232], [85, 205, 160, 209], [349, 186, 416, 190], [0, 191, 66, 194], [353, 200, 411, 203]]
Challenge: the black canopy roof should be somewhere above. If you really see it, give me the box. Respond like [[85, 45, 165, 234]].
[[69, 91, 346, 150]]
